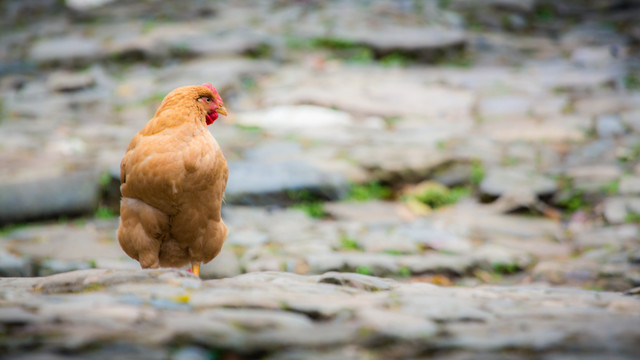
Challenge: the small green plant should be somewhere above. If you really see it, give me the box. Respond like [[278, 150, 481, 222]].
[[293, 202, 327, 218], [625, 212, 640, 224], [340, 235, 362, 251], [397, 266, 411, 277], [492, 262, 519, 275], [246, 43, 273, 59], [347, 182, 392, 202], [408, 182, 470, 209], [470, 161, 485, 186], [95, 206, 116, 219], [601, 179, 620, 195], [88, 259, 97, 268], [380, 53, 410, 67], [626, 72, 640, 90], [346, 48, 374, 64], [312, 37, 359, 50], [99, 172, 111, 187], [384, 249, 403, 256], [355, 266, 373, 275], [534, 4, 556, 22], [82, 282, 105, 292], [555, 189, 587, 213]]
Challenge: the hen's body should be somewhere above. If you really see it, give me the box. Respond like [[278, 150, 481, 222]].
[[117, 85, 228, 271]]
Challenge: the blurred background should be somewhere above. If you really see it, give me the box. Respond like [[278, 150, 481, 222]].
[[0, 0, 639, 291]]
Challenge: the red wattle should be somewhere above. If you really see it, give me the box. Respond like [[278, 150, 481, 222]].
[[206, 112, 218, 125]]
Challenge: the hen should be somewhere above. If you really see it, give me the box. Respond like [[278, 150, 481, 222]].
[[117, 83, 228, 277]]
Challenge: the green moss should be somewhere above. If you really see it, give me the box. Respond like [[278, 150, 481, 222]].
[[383, 249, 404, 256], [355, 266, 373, 275], [555, 190, 587, 213], [292, 202, 327, 218], [312, 37, 359, 50], [397, 266, 411, 277], [380, 53, 410, 67], [408, 182, 470, 209], [626, 72, 640, 90], [625, 212, 640, 224], [340, 235, 362, 251], [534, 4, 556, 22], [470, 161, 485, 186], [347, 182, 392, 202], [95, 206, 116, 219], [601, 179, 620, 195], [492, 262, 519, 275], [99, 171, 111, 187], [346, 48, 374, 64], [82, 282, 106, 292]]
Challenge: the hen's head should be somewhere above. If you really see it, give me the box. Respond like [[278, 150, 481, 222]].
[[197, 83, 227, 125], [160, 83, 227, 126]]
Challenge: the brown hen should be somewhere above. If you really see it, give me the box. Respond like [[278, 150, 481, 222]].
[[117, 83, 228, 276]]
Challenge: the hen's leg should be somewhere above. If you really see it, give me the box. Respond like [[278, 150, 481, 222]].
[[117, 198, 168, 269], [191, 263, 200, 276]]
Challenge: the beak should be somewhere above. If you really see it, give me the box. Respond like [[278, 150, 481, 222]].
[[216, 107, 228, 116]]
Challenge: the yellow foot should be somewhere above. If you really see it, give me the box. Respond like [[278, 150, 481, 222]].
[[191, 264, 200, 277]]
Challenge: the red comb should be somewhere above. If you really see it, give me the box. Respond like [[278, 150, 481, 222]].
[[201, 83, 214, 92], [201, 83, 223, 106]]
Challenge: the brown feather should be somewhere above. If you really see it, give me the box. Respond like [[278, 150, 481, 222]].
[[117, 85, 228, 269]]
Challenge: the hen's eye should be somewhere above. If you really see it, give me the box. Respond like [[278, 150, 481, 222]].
[[204, 97, 211, 102]]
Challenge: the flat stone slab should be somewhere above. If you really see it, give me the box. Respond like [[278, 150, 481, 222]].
[[0, 269, 638, 359], [225, 160, 349, 205], [0, 171, 100, 224]]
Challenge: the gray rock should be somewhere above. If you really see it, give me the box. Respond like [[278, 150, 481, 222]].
[[398, 254, 474, 275], [603, 198, 628, 224], [596, 114, 626, 138], [0, 171, 100, 224], [225, 160, 348, 205], [37, 259, 92, 276], [619, 176, 640, 195], [0, 250, 31, 277], [47, 71, 95, 92], [200, 247, 242, 279], [29, 36, 103, 65], [397, 221, 473, 254], [480, 167, 557, 198], [306, 253, 399, 276], [1, 269, 640, 358], [478, 95, 531, 119], [171, 346, 211, 360], [571, 46, 618, 69], [335, 26, 466, 59], [317, 272, 398, 291], [324, 201, 406, 224], [567, 165, 621, 192]]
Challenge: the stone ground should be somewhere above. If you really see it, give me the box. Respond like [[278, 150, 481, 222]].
[[1, 0, 640, 358]]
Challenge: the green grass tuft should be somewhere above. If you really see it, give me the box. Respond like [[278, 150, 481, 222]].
[[355, 266, 373, 275], [95, 206, 116, 219], [347, 182, 392, 202], [340, 235, 362, 251]]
